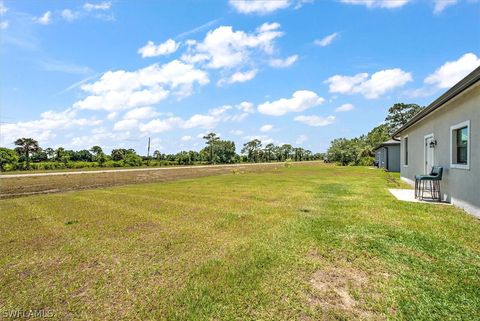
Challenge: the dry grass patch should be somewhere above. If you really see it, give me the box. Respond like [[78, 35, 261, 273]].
[[308, 266, 383, 320]]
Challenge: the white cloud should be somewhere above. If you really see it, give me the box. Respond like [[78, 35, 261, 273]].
[[182, 22, 284, 69], [139, 117, 182, 134], [0, 108, 101, 146], [107, 112, 118, 120], [314, 32, 338, 47], [61, 9, 80, 22], [84, 1, 111, 11], [34, 11, 52, 25], [424, 53, 480, 89], [339, 0, 410, 9], [113, 119, 139, 131], [109, 103, 247, 135], [38, 59, 93, 75], [243, 135, 273, 144], [294, 115, 335, 127], [269, 55, 298, 68], [123, 106, 160, 120], [182, 114, 218, 129], [258, 90, 325, 116], [230, 129, 244, 136], [74, 60, 209, 111], [236, 101, 254, 113], [260, 124, 273, 132], [433, 0, 458, 13], [325, 68, 412, 99], [219, 69, 258, 85], [0, 20, 8, 30], [69, 130, 131, 150], [0, 1, 7, 15], [335, 103, 354, 112], [182, 105, 231, 129], [181, 135, 192, 141], [229, 0, 291, 14], [296, 134, 308, 144], [138, 39, 180, 58]]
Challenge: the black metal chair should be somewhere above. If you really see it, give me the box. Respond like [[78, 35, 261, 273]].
[[415, 166, 443, 201]]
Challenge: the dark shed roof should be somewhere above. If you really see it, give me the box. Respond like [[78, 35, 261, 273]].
[[393, 66, 480, 137], [374, 139, 400, 151]]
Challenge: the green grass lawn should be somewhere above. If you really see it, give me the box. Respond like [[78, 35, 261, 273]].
[[1, 165, 479, 320]]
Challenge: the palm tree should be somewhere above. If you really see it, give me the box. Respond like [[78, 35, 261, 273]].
[[153, 150, 161, 160], [203, 132, 220, 164], [14, 138, 40, 169], [90, 146, 103, 160]]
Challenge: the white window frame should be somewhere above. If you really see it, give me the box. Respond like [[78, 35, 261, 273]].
[[450, 120, 470, 170], [403, 135, 409, 167]]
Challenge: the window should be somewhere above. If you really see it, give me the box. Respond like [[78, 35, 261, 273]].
[[404, 136, 409, 166], [456, 127, 468, 164], [450, 120, 470, 169]]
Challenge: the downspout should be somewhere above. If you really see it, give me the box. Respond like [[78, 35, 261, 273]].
[[385, 146, 389, 171]]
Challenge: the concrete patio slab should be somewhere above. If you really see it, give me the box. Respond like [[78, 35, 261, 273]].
[[388, 189, 452, 205]]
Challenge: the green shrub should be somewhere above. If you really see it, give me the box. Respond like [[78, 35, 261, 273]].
[[0, 147, 19, 171], [123, 153, 143, 167], [359, 156, 375, 166]]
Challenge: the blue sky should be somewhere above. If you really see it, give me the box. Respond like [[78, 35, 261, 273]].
[[1, 0, 479, 154]]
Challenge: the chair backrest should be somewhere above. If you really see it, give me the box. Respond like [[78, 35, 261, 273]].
[[430, 166, 443, 179]]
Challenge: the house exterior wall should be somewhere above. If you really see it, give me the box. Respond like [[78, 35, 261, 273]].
[[387, 145, 400, 172], [399, 84, 480, 217]]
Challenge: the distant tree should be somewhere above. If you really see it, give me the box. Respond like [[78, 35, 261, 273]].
[[215, 140, 236, 164], [175, 151, 193, 165], [90, 146, 103, 159], [153, 150, 162, 160], [123, 153, 143, 166], [294, 147, 305, 161], [72, 149, 93, 162], [111, 148, 138, 162], [280, 144, 293, 161], [44, 147, 55, 160], [242, 139, 262, 162], [54, 147, 66, 162], [0, 147, 19, 171], [304, 150, 313, 161], [263, 143, 276, 162], [366, 124, 390, 149], [31, 149, 48, 162], [203, 132, 220, 164], [326, 138, 360, 166], [385, 103, 424, 134], [14, 138, 40, 169]]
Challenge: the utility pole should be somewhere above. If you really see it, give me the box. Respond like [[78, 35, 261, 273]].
[[147, 137, 151, 158]]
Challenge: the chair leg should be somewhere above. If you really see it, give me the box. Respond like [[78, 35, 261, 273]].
[[437, 181, 441, 202], [421, 180, 424, 200], [415, 179, 417, 198]]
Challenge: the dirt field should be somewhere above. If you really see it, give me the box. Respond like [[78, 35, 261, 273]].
[[0, 162, 307, 198]]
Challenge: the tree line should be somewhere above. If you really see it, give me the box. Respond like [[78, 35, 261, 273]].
[[0, 134, 323, 172], [325, 103, 424, 166]]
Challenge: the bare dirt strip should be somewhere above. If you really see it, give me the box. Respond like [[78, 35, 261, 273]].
[[0, 162, 321, 198]]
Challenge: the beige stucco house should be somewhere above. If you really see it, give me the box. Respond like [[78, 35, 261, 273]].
[[393, 66, 480, 217]]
